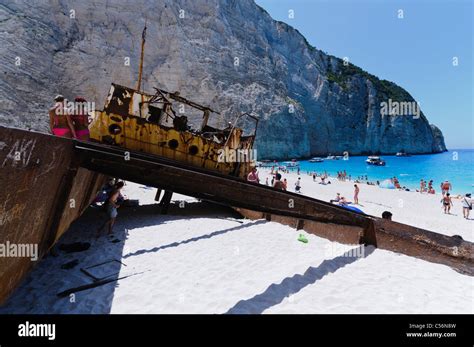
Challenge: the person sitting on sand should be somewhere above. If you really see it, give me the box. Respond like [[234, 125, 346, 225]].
[[441, 193, 453, 214], [393, 177, 401, 189], [338, 197, 350, 206], [97, 181, 125, 237], [462, 193, 472, 219], [273, 173, 286, 190], [330, 193, 341, 204]]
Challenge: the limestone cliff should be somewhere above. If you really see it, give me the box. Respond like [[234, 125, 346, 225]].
[[0, 0, 447, 159]]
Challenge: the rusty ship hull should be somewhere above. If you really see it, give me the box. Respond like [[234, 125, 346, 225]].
[[0, 126, 106, 303]]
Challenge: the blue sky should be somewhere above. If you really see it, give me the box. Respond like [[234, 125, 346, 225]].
[[255, 0, 473, 149]]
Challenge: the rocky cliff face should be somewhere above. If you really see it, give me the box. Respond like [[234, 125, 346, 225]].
[[0, 0, 446, 159]]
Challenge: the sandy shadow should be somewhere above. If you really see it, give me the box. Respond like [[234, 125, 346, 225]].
[[226, 245, 375, 314], [123, 219, 267, 259], [0, 200, 246, 314]]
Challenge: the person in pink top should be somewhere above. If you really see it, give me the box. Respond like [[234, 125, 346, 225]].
[[49, 95, 76, 138]]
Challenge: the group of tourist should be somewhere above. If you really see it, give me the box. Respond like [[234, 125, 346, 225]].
[[418, 179, 436, 194], [48, 95, 90, 140], [250, 166, 473, 221], [437, 180, 472, 218], [336, 171, 349, 181]]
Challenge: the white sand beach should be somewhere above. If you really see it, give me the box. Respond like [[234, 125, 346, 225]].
[[0, 177, 472, 314], [259, 168, 474, 242]]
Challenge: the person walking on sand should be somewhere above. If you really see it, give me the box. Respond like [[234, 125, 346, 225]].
[[462, 193, 472, 219], [441, 193, 453, 214], [354, 184, 360, 204], [97, 181, 125, 237], [295, 177, 302, 193], [441, 180, 452, 195]]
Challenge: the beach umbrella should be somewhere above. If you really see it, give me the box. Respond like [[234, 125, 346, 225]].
[[379, 179, 395, 189], [341, 205, 365, 214]]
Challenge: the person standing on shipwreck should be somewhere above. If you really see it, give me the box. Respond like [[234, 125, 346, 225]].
[[48, 94, 77, 138]]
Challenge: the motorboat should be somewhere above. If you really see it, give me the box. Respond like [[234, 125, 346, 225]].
[[366, 156, 386, 166]]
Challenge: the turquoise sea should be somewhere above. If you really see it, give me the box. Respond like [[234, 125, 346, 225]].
[[291, 149, 474, 195]]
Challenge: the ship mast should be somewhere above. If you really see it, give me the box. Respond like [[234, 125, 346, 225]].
[[136, 22, 147, 92]]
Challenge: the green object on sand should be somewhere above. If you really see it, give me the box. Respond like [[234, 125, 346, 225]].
[[298, 234, 308, 243]]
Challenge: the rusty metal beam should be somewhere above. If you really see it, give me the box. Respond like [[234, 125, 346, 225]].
[[74, 141, 371, 228]]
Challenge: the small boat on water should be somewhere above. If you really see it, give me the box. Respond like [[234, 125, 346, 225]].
[[326, 154, 336, 160], [282, 160, 299, 167], [309, 157, 324, 163], [257, 160, 275, 168], [366, 156, 386, 166], [396, 151, 411, 157]]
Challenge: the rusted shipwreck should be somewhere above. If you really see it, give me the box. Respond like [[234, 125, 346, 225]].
[[1, 34, 473, 303]]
